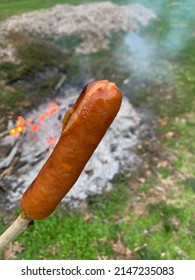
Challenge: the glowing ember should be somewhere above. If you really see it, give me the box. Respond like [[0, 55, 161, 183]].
[[31, 123, 39, 133], [39, 113, 47, 122], [8, 103, 60, 137], [47, 102, 60, 115], [46, 138, 58, 145], [9, 128, 16, 135], [17, 126, 23, 132]]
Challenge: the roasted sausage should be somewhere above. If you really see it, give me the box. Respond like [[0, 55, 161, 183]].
[[21, 80, 122, 219]]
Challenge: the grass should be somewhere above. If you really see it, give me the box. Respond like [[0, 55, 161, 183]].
[[0, 86, 27, 110], [1, 178, 128, 260], [0, 0, 195, 259], [1, 173, 194, 260], [0, 33, 68, 81], [0, 0, 106, 21]]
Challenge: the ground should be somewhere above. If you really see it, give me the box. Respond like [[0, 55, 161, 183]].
[[0, 0, 195, 259]]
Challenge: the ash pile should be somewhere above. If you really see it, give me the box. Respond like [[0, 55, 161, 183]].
[[0, 90, 154, 209], [0, 2, 157, 62]]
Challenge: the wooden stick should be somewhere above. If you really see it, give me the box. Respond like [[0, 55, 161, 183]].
[[0, 212, 32, 251]]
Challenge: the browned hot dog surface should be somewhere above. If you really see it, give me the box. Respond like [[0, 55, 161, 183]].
[[21, 80, 122, 219]]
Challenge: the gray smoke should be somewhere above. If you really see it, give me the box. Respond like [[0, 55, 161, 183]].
[[122, 0, 193, 81]]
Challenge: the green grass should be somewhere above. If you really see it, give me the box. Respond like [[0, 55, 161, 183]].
[[0, 33, 68, 81], [0, 0, 106, 21], [0, 0, 165, 21], [1, 173, 194, 260], [0, 86, 27, 110], [1, 178, 128, 260]]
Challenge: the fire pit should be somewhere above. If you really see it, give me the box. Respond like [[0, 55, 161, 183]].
[[0, 84, 155, 210]]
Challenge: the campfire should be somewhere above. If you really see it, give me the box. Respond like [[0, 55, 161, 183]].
[[0, 86, 147, 210]]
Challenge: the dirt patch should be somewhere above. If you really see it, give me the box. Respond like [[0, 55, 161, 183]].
[[126, 139, 181, 218]]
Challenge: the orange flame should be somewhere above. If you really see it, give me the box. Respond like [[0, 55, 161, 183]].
[[17, 116, 25, 127], [9, 116, 25, 136]]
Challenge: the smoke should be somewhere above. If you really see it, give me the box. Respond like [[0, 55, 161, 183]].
[[122, 0, 194, 82], [163, 27, 188, 54], [123, 32, 159, 79], [124, 32, 156, 62], [161, 0, 194, 53]]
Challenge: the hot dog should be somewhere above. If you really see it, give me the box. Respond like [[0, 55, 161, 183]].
[[20, 80, 122, 219]]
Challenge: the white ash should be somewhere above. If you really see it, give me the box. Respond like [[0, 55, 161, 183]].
[[0, 2, 157, 62], [1, 88, 151, 209]]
